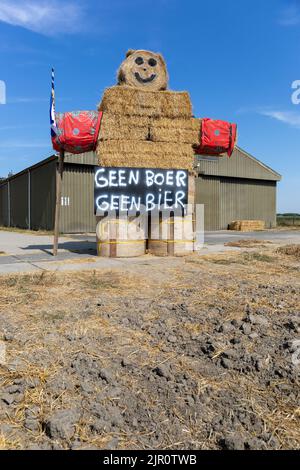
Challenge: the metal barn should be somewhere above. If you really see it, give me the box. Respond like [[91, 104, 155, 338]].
[[0, 147, 281, 233], [195, 147, 281, 230], [0, 152, 96, 233]]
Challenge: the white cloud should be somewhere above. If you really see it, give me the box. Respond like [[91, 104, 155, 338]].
[[0, 0, 85, 35], [237, 105, 300, 129], [235, 105, 261, 115], [260, 110, 300, 128], [278, 4, 300, 26]]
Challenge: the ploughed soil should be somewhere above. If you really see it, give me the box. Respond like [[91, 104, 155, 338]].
[[0, 244, 299, 450]]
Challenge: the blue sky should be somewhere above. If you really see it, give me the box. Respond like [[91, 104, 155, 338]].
[[0, 0, 299, 212]]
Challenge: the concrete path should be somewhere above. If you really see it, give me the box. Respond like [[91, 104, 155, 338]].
[[70, 229, 300, 246], [0, 231, 95, 256], [205, 229, 300, 245], [0, 229, 299, 275]]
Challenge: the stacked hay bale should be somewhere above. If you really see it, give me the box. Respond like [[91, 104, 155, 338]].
[[98, 87, 199, 170], [147, 173, 196, 256], [229, 220, 265, 232], [96, 49, 201, 257], [97, 88, 198, 256]]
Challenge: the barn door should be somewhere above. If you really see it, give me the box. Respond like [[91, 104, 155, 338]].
[[60, 165, 96, 233], [195, 175, 220, 231]]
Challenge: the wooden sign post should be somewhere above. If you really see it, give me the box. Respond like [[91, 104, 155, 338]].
[[53, 150, 65, 256]]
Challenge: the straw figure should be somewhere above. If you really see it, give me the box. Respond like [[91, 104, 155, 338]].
[[96, 50, 236, 257], [97, 49, 200, 170]]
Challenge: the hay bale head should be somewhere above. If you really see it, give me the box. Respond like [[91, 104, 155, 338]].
[[118, 49, 168, 91]]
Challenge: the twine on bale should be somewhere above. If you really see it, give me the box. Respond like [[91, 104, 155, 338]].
[[148, 212, 195, 257], [96, 216, 146, 258], [98, 240, 146, 245], [148, 239, 195, 257], [149, 239, 196, 243]]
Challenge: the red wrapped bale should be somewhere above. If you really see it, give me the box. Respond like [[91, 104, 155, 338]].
[[52, 111, 103, 154], [195, 118, 237, 157]]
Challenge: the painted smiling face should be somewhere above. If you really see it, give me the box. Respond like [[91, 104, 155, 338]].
[[117, 50, 168, 91]]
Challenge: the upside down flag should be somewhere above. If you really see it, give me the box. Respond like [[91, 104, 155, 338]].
[[49, 67, 103, 154], [50, 68, 57, 138]]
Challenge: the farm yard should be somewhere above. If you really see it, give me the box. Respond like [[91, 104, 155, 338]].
[[0, 242, 299, 450], [0, 0, 299, 460]]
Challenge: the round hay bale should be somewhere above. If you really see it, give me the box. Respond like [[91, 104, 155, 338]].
[[117, 49, 168, 91], [96, 216, 146, 258], [148, 240, 169, 257], [148, 215, 195, 257]]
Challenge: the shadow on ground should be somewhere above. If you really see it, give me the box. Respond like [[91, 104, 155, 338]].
[[21, 241, 97, 256]]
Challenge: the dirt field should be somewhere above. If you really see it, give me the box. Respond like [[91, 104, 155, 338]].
[[0, 244, 299, 450]]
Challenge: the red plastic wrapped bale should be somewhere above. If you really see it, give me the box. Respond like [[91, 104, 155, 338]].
[[195, 118, 237, 157], [52, 111, 103, 154]]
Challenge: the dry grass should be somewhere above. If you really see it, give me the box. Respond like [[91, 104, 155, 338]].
[[98, 87, 192, 119], [224, 239, 273, 248], [0, 246, 299, 450], [277, 244, 300, 259], [51, 257, 97, 265], [0, 433, 22, 450], [186, 249, 279, 267]]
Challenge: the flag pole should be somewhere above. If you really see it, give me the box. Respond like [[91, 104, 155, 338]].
[[53, 150, 64, 256], [50, 67, 64, 256]]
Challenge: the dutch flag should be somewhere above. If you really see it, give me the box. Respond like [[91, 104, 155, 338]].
[[50, 68, 58, 137]]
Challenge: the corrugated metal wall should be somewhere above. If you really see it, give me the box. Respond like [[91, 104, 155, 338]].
[[196, 175, 220, 230], [0, 148, 280, 234], [0, 159, 96, 233], [0, 161, 56, 231], [31, 160, 56, 231], [65, 151, 97, 166], [60, 164, 96, 233], [196, 175, 277, 230], [196, 148, 281, 181], [0, 183, 8, 226], [219, 178, 276, 229], [10, 172, 28, 228]]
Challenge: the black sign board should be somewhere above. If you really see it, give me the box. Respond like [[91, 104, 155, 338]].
[[94, 167, 189, 214]]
